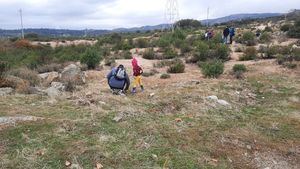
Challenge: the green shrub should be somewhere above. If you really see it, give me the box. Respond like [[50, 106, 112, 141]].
[[214, 44, 230, 60], [135, 38, 149, 48], [153, 60, 177, 68], [264, 26, 273, 32], [200, 60, 224, 78], [180, 42, 192, 54], [142, 69, 159, 77], [160, 73, 171, 79], [259, 32, 272, 43], [263, 46, 278, 59], [281, 24, 292, 32], [36, 63, 62, 73], [292, 48, 300, 61], [240, 47, 257, 61], [122, 50, 132, 59], [193, 41, 209, 62], [235, 46, 244, 52], [287, 20, 300, 38], [284, 62, 297, 69], [167, 59, 185, 73], [143, 48, 156, 60], [164, 47, 178, 59], [80, 48, 102, 69], [233, 64, 247, 73], [242, 31, 256, 46]]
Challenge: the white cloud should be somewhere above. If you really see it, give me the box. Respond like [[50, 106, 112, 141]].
[[0, 0, 299, 29]]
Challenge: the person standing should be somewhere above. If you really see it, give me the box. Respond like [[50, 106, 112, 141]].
[[131, 57, 144, 93], [223, 26, 230, 44], [229, 27, 235, 44]]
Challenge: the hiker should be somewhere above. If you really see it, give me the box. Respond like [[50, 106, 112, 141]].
[[223, 26, 230, 44], [131, 57, 144, 93], [229, 27, 235, 44], [107, 64, 130, 95]]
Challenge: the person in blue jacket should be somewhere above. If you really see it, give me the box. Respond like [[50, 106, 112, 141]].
[[107, 64, 130, 95], [229, 27, 236, 44]]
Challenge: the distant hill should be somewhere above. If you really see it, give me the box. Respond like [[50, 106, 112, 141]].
[[201, 13, 283, 25], [0, 12, 285, 38]]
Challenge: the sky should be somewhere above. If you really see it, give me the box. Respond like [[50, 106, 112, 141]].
[[0, 0, 299, 30]]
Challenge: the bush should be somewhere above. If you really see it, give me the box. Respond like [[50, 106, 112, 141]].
[[263, 46, 278, 59], [200, 60, 224, 78], [287, 20, 300, 38], [281, 24, 292, 32], [8, 67, 41, 86], [284, 62, 297, 69], [135, 38, 149, 48], [241, 31, 256, 46], [36, 63, 62, 73], [142, 69, 159, 77], [122, 50, 132, 59], [174, 19, 202, 29], [214, 44, 230, 60], [164, 47, 178, 59], [80, 48, 102, 69], [160, 73, 171, 79], [235, 46, 244, 52], [259, 32, 272, 43], [193, 41, 209, 62], [180, 42, 192, 54], [276, 54, 286, 65], [143, 48, 156, 60], [233, 64, 247, 73], [167, 59, 185, 73], [240, 47, 257, 61], [104, 58, 116, 67], [153, 60, 177, 68], [264, 26, 273, 32]]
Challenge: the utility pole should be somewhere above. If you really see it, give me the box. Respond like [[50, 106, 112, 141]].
[[19, 9, 24, 39], [207, 7, 210, 28]]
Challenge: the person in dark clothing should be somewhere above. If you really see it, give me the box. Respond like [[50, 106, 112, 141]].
[[107, 64, 130, 95], [229, 27, 235, 44], [223, 26, 230, 44]]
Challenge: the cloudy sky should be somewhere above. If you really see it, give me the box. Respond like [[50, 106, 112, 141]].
[[0, 0, 299, 30]]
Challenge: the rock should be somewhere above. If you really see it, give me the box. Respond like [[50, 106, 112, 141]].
[[246, 145, 252, 150], [46, 87, 61, 98], [151, 154, 158, 160], [27, 87, 46, 95], [207, 95, 218, 101], [149, 93, 155, 97], [39, 72, 49, 79], [113, 112, 124, 122], [45, 72, 59, 85], [0, 87, 13, 96], [60, 64, 86, 85], [217, 100, 230, 106], [51, 82, 65, 91]]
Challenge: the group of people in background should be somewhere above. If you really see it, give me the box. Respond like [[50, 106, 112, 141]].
[[106, 56, 144, 95], [205, 26, 236, 44]]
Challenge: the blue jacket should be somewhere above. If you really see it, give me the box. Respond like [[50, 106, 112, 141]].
[[107, 68, 130, 90], [229, 28, 235, 36]]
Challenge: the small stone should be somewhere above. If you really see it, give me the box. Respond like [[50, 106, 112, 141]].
[[207, 95, 218, 101], [0, 87, 13, 96], [217, 100, 230, 106], [151, 154, 158, 160], [149, 93, 155, 97], [246, 145, 252, 150], [113, 113, 124, 122], [65, 161, 71, 167]]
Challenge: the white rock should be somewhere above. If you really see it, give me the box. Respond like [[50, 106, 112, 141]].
[[217, 100, 230, 106], [51, 82, 65, 91], [46, 87, 61, 98], [149, 93, 155, 97], [0, 87, 13, 96], [207, 95, 218, 101]]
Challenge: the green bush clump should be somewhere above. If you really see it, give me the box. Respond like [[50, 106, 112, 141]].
[[214, 44, 230, 60], [264, 26, 273, 32], [122, 50, 132, 59], [180, 42, 192, 54], [143, 48, 156, 60], [233, 64, 247, 73], [200, 60, 224, 78], [240, 47, 257, 61], [167, 59, 185, 73], [164, 48, 178, 59], [193, 41, 209, 62], [241, 31, 256, 46], [80, 48, 102, 69], [135, 38, 149, 48], [281, 24, 292, 32], [232, 64, 247, 79], [287, 20, 300, 38], [259, 32, 272, 43], [160, 73, 171, 79]]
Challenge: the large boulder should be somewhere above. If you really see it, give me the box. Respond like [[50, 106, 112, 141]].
[[39, 72, 59, 86], [60, 64, 86, 85], [0, 87, 13, 96], [46, 87, 61, 99], [51, 82, 66, 91]]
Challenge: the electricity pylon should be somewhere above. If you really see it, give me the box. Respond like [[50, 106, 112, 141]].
[[165, 0, 179, 31], [19, 9, 24, 39]]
